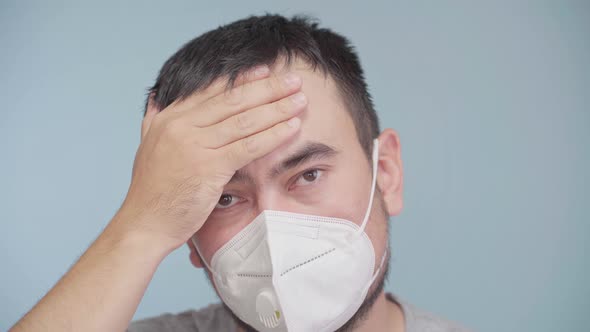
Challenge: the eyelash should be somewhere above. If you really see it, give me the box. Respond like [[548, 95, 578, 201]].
[[214, 168, 325, 210]]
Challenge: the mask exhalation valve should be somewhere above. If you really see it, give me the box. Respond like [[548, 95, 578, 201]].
[[256, 289, 282, 328]]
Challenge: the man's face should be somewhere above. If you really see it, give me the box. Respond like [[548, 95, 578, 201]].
[[189, 56, 403, 324]]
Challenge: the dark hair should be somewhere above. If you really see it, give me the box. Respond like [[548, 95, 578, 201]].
[[145, 14, 380, 159]]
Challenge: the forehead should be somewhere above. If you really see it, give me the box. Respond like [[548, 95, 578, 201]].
[[243, 57, 360, 171]]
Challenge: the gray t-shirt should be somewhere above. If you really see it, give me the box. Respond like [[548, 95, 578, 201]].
[[128, 293, 471, 331]]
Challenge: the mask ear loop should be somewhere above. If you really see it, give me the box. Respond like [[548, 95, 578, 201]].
[[356, 138, 380, 236], [363, 242, 389, 294], [355, 138, 389, 284]]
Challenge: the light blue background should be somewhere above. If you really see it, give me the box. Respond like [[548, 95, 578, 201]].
[[1, 1, 588, 331]]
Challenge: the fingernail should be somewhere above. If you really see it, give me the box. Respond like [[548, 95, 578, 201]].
[[284, 72, 301, 87], [290, 92, 307, 106], [287, 117, 301, 128], [254, 65, 269, 77]]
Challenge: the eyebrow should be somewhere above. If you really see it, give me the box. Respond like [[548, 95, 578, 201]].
[[227, 141, 340, 184]]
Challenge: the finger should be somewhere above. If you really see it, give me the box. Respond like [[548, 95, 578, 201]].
[[206, 64, 272, 99], [190, 72, 303, 127], [141, 92, 159, 141], [232, 65, 272, 89], [222, 116, 301, 170], [200, 91, 307, 148], [169, 65, 271, 114]]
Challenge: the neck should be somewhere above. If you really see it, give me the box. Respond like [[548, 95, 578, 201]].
[[350, 291, 405, 332]]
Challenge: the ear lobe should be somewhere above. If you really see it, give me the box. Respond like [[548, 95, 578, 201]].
[[376, 129, 404, 216]]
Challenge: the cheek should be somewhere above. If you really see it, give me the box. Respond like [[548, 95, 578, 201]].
[[193, 219, 244, 265], [364, 193, 389, 245], [194, 203, 261, 264], [320, 167, 374, 225]]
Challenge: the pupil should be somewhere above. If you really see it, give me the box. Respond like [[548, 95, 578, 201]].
[[219, 194, 232, 206], [303, 170, 317, 181]]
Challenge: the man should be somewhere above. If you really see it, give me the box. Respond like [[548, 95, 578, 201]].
[[11, 14, 469, 332]]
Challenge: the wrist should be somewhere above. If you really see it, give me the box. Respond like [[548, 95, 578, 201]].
[[103, 209, 178, 261]]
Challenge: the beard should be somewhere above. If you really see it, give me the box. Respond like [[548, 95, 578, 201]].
[[218, 251, 390, 332], [203, 192, 392, 332], [204, 246, 391, 332]]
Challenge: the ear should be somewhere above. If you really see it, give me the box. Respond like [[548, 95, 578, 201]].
[[376, 128, 404, 216], [186, 239, 204, 269]]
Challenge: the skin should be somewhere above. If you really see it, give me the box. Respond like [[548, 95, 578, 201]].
[[189, 57, 406, 332], [10, 56, 405, 332]]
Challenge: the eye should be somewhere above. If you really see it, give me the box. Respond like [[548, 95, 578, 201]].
[[215, 194, 241, 209], [294, 169, 323, 186]]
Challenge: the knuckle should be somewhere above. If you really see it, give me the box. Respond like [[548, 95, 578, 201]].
[[214, 126, 227, 146], [272, 125, 285, 139], [268, 76, 281, 94], [224, 86, 244, 106], [275, 99, 291, 115], [162, 119, 184, 139], [211, 124, 232, 148], [234, 113, 253, 130], [242, 136, 259, 154]]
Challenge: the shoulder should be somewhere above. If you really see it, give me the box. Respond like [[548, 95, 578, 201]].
[[387, 293, 473, 332], [127, 302, 235, 332]]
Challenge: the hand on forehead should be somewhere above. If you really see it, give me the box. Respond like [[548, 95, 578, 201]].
[[235, 56, 359, 175]]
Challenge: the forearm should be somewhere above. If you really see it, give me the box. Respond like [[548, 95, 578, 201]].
[[11, 211, 174, 332]]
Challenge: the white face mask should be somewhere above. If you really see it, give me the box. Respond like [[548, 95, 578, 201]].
[[192, 138, 387, 332]]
